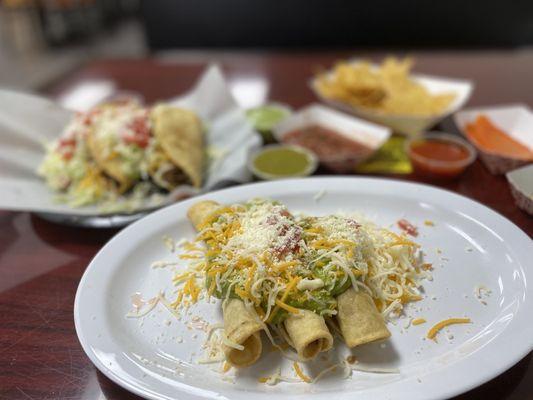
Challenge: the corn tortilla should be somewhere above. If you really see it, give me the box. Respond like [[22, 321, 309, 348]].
[[188, 200, 263, 367], [337, 288, 391, 348], [151, 105, 204, 188]]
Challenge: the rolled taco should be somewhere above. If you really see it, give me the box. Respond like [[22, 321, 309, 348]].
[[284, 309, 333, 360], [222, 298, 263, 367], [187, 200, 263, 368], [191, 200, 333, 362], [187, 200, 220, 230], [336, 288, 391, 347]]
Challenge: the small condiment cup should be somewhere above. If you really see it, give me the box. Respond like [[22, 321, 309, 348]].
[[246, 103, 292, 143], [273, 104, 391, 173], [247, 144, 318, 181], [405, 132, 477, 179]]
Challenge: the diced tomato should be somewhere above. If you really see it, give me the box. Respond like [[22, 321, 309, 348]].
[[131, 116, 149, 134], [82, 115, 92, 126], [61, 150, 74, 160], [279, 210, 290, 218], [122, 116, 151, 148], [57, 137, 76, 160], [274, 225, 302, 257], [346, 219, 361, 229], [397, 219, 418, 237], [123, 133, 150, 148], [275, 238, 301, 258], [56, 136, 77, 160], [58, 137, 76, 148], [265, 207, 303, 257], [78, 108, 100, 126]]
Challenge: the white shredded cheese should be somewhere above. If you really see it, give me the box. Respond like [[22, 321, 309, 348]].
[[151, 260, 179, 269], [221, 336, 245, 351], [313, 189, 327, 202], [296, 278, 325, 291], [311, 364, 339, 383], [224, 201, 301, 260], [351, 365, 400, 374]]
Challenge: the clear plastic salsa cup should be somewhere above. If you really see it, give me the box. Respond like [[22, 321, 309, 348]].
[[406, 132, 477, 179]]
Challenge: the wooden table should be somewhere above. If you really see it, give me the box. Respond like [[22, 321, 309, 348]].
[[1, 51, 532, 400]]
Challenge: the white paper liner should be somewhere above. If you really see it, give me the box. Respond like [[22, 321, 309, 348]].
[[453, 104, 533, 174], [0, 64, 261, 216]]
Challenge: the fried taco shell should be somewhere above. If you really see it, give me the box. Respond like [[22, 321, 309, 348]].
[[284, 309, 333, 360], [151, 105, 204, 189], [337, 288, 391, 348]]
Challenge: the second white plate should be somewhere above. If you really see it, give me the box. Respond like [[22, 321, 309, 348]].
[[74, 177, 533, 400]]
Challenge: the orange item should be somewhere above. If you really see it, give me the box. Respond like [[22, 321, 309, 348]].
[[407, 135, 475, 179], [466, 115, 533, 160], [411, 140, 470, 163]]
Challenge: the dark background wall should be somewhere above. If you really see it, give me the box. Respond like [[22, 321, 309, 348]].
[[141, 0, 533, 50]]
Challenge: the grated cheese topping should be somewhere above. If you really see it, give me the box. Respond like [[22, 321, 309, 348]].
[[225, 201, 303, 260], [157, 198, 431, 383], [167, 198, 428, 323]]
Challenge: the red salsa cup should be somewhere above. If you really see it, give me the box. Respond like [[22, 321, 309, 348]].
[[406, 133, 477, 179]]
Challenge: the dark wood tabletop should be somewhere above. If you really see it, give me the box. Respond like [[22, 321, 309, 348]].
[[1, 50, 532, 400]]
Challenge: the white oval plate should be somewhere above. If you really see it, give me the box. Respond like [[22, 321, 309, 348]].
[[74, 177, 533, 400]]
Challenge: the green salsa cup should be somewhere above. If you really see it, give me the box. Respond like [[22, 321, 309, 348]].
[[246, 103, 292, 143], [248, 144, 318, 180]]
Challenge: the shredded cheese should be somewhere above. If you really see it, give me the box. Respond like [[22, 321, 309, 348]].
[[296, 277, 325, 291], [222, 362, 231, 373], [412, 318, 426, 326], [311, 364, 339, 383], [293, 362, 311, 383], [268, 276, 301, 322], [222, 336, 245, 351], [275, 298, 300, 314], [258, 367, 300, 385], [183, 275, 201, 303], [125, 296, 159, 318], [427, 318, 471, 341], [158, 198, 431, 377]]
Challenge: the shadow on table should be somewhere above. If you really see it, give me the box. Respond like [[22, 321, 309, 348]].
[[0, 212, 20, 259], [97, 370, 143, 399], [452, 352, 532, 399], [30, 213, 120, 255]]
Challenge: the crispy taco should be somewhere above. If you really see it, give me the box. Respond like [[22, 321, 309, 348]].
[[86, 101, 149, 191], [148, 104, 204, 189], [39, 109, 119, 206], [87, 101, 204, 191]]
